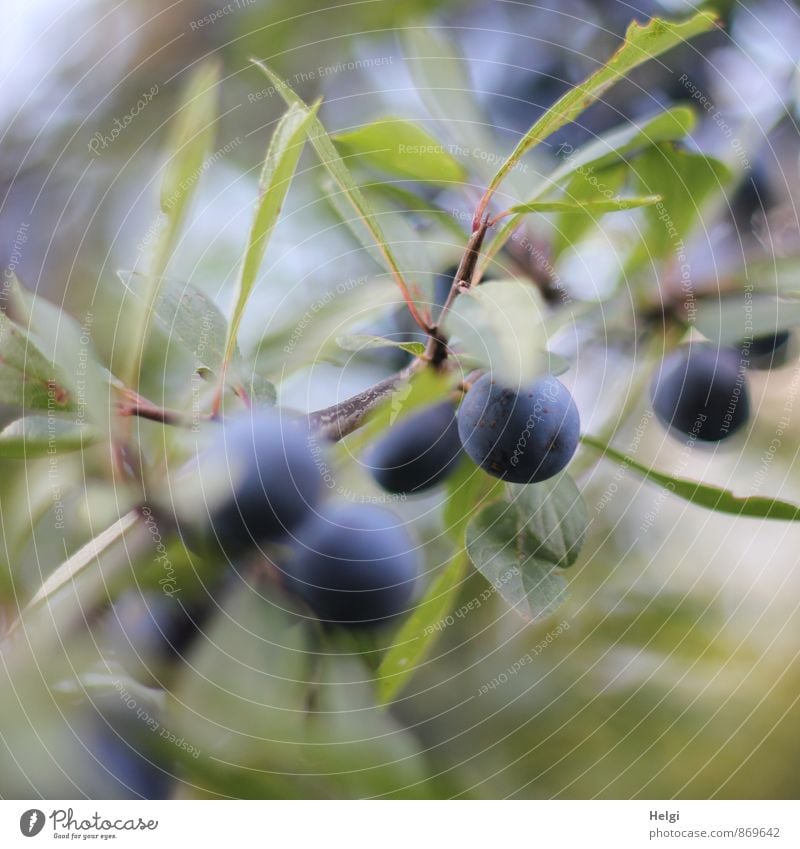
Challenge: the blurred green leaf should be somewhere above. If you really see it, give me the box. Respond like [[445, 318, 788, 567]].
[[375, 461, 507, 705], [445, 279, 548, 388], [484, 11, 718, 199], [508, 194, 660, 215], [171, 584, 432, 797], [376, 551, 469, 705], [0, 416, 96, 458], [158, 62, 221, 220], [126, 60, 220, 386], [509, 474, 588, 568], [254, 62, 421, 320], [547, 106, 697, 191], [401, 28, 495, 182], [336, 333, 426, 356], [0, 314, 76, 412], [245, 372, 278, 407], [443, 455, 506, 546], [551, 164, 629, 257], [118, 271, 229, 374], [222, 101, 320, 372], [692, 293, 800, 344], [361, 181, 468, 239], [582, 435, 800, 520], [737, 256, 800, 297], [15, 289, 109, 432], [466, 499, 569, 621], [0, 460, 63, 595], [1, 271, 32, 325], [322, 175, 434, 284], [481, 107, 696, 278], [627, 143, 730, 268], [333, 117, 466, 184]]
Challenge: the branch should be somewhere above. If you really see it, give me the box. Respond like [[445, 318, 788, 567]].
[[306, 364, 419, 441]]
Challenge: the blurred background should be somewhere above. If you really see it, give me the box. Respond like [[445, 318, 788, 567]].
[[1, 0, 800, 799]]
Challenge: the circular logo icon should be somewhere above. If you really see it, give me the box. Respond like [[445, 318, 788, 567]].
[[19, 810, 46, 837]]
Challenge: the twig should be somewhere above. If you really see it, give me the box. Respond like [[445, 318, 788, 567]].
[[424, 215, 492, 364], [116, 399, 195, 428], [306, 363, 420, 441]]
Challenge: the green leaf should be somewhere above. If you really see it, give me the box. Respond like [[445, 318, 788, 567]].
[[582, 435, 800, 520], [376, 551, 469, 705], [118, 271, 229, 373], [158, 62, 221, 220], [375, 456, 507, 705], [125, 60, 220, 386], [171, 584, 430, 797], [333, 117, 466, 184], [483, 11, 718, 198], [737, 257, 800, 297], [12, 285, 109, 430], [508, 195, 660, 215], [19, 510, 143, 618], [322, 176, 434, 283], [691, 294, 800, 344], [360, 181, 468, 239], [0, 416, 95, 458], [551, 163, 629, 257], [221, 101, 319, 373], [0, 314, 76, 411], [627, 143, 730, 268], [465, 501, 567, 621], [509, 474, 588, 568], [246, 372, 277, 407], [443, 455, 506, 545], [1, 271, 32, 325], [546, 106, 697, 191], [401, 28, 495, 182], [445, 279, 548, 388], [254, 62, 420, 318], [479, 107, 696, 278], [336, 333, 426, 356]]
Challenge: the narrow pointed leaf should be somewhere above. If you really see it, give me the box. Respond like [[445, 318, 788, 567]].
[[222, 101, 319, 370], [376, 552, 469, 705], [508, 195, 660, 215], [401, 28, 495, 182], [484, 12, 718, 201], [0, 416, 96, 458], [125, 60, 220, 386], [333, 117, 466, 184], [253, 62, 420, 321], [582, 435, 800, 520], [479, 107, 696, 276], [118, 270, 230, 374], [0, 314, 76, 411], [336, 334, 426, 356]]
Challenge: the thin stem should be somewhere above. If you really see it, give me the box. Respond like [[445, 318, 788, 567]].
[[116, 399, 195, 428], [424, 215, 492, 364]]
